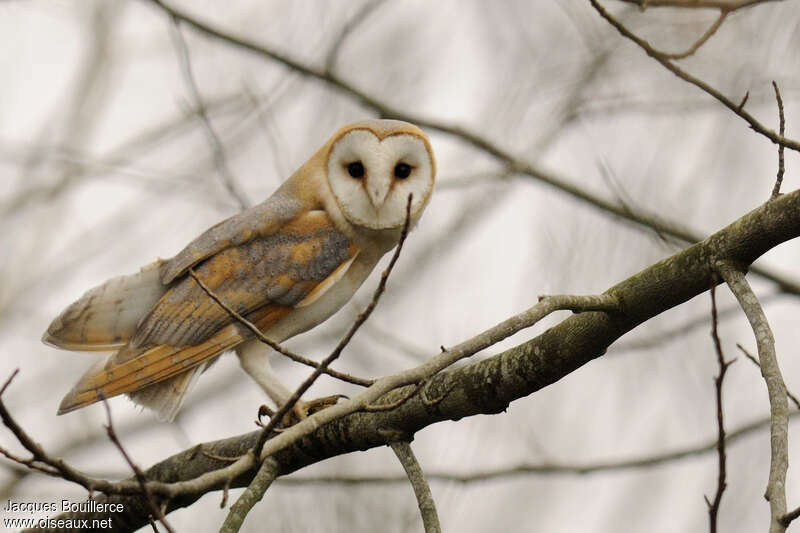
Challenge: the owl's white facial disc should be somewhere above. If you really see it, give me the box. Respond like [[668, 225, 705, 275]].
[[327, 129, 434, 230]]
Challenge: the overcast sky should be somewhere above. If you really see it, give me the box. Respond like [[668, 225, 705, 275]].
[[1, 1, 799, 531]]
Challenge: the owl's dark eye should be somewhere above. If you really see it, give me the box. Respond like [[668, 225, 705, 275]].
[[346, 161, 365, 179], [394, 163, 412, 179]]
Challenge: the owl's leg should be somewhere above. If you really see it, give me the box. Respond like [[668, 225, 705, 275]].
[[235, 339, 294, 408], [235, 339, 344, 424]]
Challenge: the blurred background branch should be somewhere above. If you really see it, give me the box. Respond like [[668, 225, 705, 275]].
[[2, 0, 799, 531]]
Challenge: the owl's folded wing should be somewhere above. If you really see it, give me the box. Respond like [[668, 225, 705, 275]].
[[56, 210, 359, 414], [158, 191, 303, 284]]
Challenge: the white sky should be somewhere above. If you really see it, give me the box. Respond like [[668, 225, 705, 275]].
[[1, 1, 799, 531]]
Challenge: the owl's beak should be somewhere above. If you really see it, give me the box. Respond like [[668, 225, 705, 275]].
[[367, 179, 390, 210]]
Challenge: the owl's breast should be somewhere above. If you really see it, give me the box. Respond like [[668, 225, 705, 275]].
[[264, 249, 384, 343]]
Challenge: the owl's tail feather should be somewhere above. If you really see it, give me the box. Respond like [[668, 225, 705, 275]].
[[57, 323, 244, 417], [127, 364, 209, 422], [43, 260, 167, 352]]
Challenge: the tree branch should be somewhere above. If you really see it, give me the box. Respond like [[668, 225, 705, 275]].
[[616, 0, 781, 9], [771, 81, 786, 199], [705, 284, 733, 533], [167, 14, 250, 211], [389, 441, 441, 533], [218, 458, 278, 533], [187, 268, 372, 388], [660, 10, 728, 60], [590, 0, 800, 153], [101, 399, 175, 533], [717, 263, 788, 533], [24, 185, 800, 531], [737, 344, 800, 410]]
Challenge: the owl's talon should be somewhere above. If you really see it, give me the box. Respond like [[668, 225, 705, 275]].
[[255, 404, 275, 427], [278, 395, 347, 426]]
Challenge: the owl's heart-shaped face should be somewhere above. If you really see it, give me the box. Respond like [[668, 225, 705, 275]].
[[326, 125, 435, 230]]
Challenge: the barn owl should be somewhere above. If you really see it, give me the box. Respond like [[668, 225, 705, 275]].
[[43, 119, 435, 421]]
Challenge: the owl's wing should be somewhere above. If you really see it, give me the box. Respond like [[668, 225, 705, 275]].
[[159, 190, 302, 285], [132, 210, 357, 349], [43, 191, 303, 352], [57, 210, 360, 414]]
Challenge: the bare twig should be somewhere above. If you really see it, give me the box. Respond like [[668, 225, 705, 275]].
[[613, 292, 783, 353], [738, 91, 750, 111], [364, 381, 424, 412], [717, 262, 788, 533], [589, 0, 800, 154], [771, 81, 786, 199], [780, 505, 800, 528], [705, 284, 733, 533], [325, 0, 389, 73], [616, 0, 781, 11], [389, 441, 441, 533], [187, 268, 373, 387], [219, 458, 279, 533], [660, 10, 729, 60], [168, 16, 250, 211], [0, 91, 255, 216], [100, 398, 175, 533], [737, 344, 800, 410], [253, 194, 415, 455], [0, 369, 259, 500]]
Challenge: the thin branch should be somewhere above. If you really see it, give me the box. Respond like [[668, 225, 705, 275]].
[[0, 370, 258, 500], [389, 441, 441, 533], [738, 91, 750, 111], [589, 0, 800, 153], [771, 81, 786, 199], [143, 0, 800, 300], [324, 0, 389, 73], [737, 344, 800, 410], [613, 291, 783, 353], [705, 284, 733, 533], [253, 194, 415, 455], [717, 262, 788, 533], [0, 91, 254, 216], [780, 504, 800, 528], [168, 16, 250, 211], [660, 10, 729, 60], [279, 421, 800, 488], [187, 268, 373, 387], [616, 0, 782, 11], [0, 366, 245, 499], [219, 458, 279, 533], [269, 412, 800, 486], [101, 398, 175, 533]]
